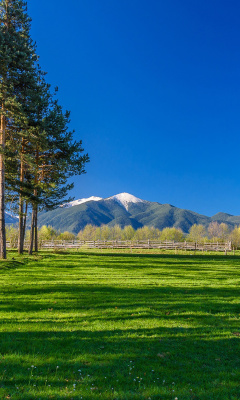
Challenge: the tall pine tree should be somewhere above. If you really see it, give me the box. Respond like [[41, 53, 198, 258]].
[[1, 1, 89, 256], [28, 99, 89, 254], [0, 0, 38, 258]]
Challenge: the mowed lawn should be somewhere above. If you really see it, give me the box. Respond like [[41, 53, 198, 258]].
[[0, 251, 239, 399]]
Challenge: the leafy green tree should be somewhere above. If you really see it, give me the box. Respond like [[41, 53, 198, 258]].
[[58, 231, 75, 241], [219, 223, 229, 241], [134, 226, 150, 240], [110, 224, 122, 240], [149, 227, 161, 239], [78, 225, 96, 241], [100, 225, 111, 240], [94, 227, 102, 240], [187, 224, 207, 243], [121, 225, 135, 240], [38, 225, 58, 241], [6, 224, 18, 247], [159, 227, 184, 241], [229, 226, 240, 248], [133, 226, 161, 240]]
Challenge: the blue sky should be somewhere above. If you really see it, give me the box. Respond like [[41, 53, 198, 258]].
[[28, 0, 240, 216]]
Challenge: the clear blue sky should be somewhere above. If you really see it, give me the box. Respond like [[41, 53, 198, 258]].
[[28, 0, 240, 216]]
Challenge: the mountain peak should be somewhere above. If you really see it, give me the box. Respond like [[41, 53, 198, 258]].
[[63, 196, 103, 208], [62, 192, 145, 209], [107, 192, 144, 210], [211, 212, 233, 221]]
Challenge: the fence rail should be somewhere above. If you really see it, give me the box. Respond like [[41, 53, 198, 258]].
[[6, 240, 232, 252]]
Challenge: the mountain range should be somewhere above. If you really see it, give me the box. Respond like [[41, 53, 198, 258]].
[[5, 212, 19, 225], [35, 192, 240, 234]]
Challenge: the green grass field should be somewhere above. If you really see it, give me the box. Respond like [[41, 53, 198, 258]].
[[0, 250, 239, 399]]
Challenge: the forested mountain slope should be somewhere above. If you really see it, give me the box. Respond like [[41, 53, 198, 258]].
[[36, 192, 240, 234]]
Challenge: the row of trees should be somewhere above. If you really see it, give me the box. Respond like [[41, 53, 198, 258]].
[[6, 224, 76, 245], [76, 223, 240, 248], [7, 221, 240, 248], [0, 1, 89, 258], [76, 222, 235, 243]]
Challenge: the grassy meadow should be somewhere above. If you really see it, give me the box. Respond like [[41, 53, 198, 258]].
[[0, 250, 239, 399]]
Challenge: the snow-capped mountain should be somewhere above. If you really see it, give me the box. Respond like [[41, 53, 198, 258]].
[[63, 196, 103, 208], [5, 211, 19, 224], [107, 193, 145, 211], [38, 192, 240, 235], [63, 192, 145, 211]]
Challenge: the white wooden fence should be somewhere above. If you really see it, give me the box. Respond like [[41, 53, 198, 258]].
[[6, 240, 232, 252]]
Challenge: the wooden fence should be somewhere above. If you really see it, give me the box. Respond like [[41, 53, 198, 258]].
[[6, 240, 232, 252]]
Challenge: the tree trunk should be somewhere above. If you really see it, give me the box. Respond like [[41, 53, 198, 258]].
[[28, 208, 35, 255], [29, 186, 38, 254], [18, 139, 26, 254], [18, 195, 24, 254], [22, 201, 28, 242], [34, 149, 39, 253], [0, 111, 6, 259], [34, 206, 38, 252], [0, 3, 9, 259]]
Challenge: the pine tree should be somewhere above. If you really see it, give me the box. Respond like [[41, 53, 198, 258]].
[[28, 99, 89, 254], [0, 0, 38, 258], [1, 1, 89, 257], [15, 70, 50, 254]]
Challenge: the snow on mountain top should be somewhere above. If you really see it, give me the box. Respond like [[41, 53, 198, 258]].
[[63, 196, 103, 208], [62, 192, 145, 210], [5, 211, 19, 220], [107, 192, 144, 211]]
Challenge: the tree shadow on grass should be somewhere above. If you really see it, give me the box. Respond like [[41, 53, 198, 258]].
[[29, 251, 240, 273], [0, 284, 240, 313], [0, 326, 239, 399], [0, 260, 24, 270], [13, 249, 240, 262], [1, 252, 239, 398]]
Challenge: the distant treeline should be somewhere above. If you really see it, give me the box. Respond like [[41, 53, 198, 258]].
[[6, 221, 240, 248]]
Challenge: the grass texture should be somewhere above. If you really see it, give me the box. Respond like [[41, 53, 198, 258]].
[[0, 250, 239, 399]]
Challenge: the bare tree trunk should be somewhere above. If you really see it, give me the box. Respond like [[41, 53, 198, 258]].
[[18, 151, 25, 254], [22, 201, 28, 242], [34, 149, 39, 253], [29, 205, 38, 255], [0, 111, 6, 259], [28, 208, 35, 255], [18, 196, 24, 254], [34, 206, 38, 252]]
